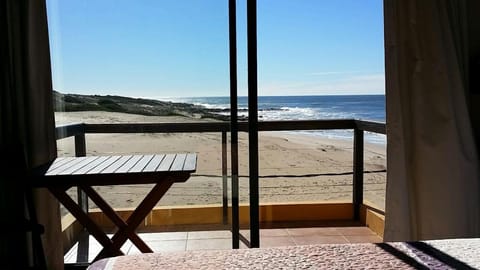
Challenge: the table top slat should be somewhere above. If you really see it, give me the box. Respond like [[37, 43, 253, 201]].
[[156, 154, 176, 172], [58, 156, 100, 175], [73, 156, 111, 175], [115, 155, 144, 173], [143, 154, 165, 172], [129, 155, 154, 173], [48, 157, 73, 171], [183, 153, 197, 171], [33, 153, 196, 187], [170, 153, 187, 171], [86, 156, 121, 174], [101, 155, 133, 174], [46, 157, 88, 175]]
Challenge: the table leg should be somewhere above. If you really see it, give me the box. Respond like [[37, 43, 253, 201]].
[[80, 185, 153, 253], [48, 187, 123, 258], [95, 180, 174, 260]]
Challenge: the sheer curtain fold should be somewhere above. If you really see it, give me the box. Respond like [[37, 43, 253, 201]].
[[384, 0, 480, 241], [1, 0, 62, 269]]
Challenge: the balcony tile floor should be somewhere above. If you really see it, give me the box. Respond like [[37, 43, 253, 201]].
[[64, 227, 382, 263]]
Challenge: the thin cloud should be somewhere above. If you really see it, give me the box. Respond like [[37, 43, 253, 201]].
[[259, 73, 385, 96], [308, 71, 381, 76]]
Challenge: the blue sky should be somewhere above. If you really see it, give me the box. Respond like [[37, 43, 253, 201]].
[[47, 0, 384, 98]]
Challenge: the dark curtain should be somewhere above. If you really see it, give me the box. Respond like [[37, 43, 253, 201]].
[[1, 0, 61, 269], [384, 0, 480, 241]]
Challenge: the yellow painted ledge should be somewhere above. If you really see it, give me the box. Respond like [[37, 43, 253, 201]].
[[360, 203, 385, 238], [87, 202, 354, 229]]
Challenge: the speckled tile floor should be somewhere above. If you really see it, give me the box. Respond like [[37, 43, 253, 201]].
[[64, 227, 382, 263]]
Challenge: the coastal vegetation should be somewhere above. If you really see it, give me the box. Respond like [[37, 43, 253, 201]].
[[53, 91, 234, 121]]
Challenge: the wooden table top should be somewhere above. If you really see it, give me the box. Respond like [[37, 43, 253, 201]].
[[31, 153, 197, 187]]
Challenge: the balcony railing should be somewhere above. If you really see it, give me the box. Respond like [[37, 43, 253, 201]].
[[56, 119, 386, 250]]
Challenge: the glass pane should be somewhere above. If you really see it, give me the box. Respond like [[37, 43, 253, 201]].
[[256, 0, 386, 246], [47, 0, 232, 252]]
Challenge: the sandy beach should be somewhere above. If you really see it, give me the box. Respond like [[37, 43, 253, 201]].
[[55, 111, 386, 215]]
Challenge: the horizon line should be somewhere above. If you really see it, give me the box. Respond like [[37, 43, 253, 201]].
[[55, 90, 385, 100], [155, 93, 385, 99]]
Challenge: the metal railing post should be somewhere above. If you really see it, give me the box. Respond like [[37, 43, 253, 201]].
[[353, 128, 364, 220], [221, 131, 228, 225], [229, 0, 240, 249], [247, 0, 260, 248]]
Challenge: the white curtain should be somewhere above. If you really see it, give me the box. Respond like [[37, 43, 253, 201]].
[[1, 1, 62, 269], [384, 0, 480, 241]]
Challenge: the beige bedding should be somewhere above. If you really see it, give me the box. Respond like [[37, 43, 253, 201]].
[[87, 238, 480, 269]]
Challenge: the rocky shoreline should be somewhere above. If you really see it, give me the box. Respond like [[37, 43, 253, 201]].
[[53, 91, 245, 121]]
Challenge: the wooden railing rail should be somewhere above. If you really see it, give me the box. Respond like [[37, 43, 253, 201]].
[[80, 119, 358, 134], [355, 120, 386, 134], [56, 123, 86, 140]]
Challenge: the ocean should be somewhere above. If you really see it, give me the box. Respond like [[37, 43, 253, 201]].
[[170, 95, 386, 144]]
